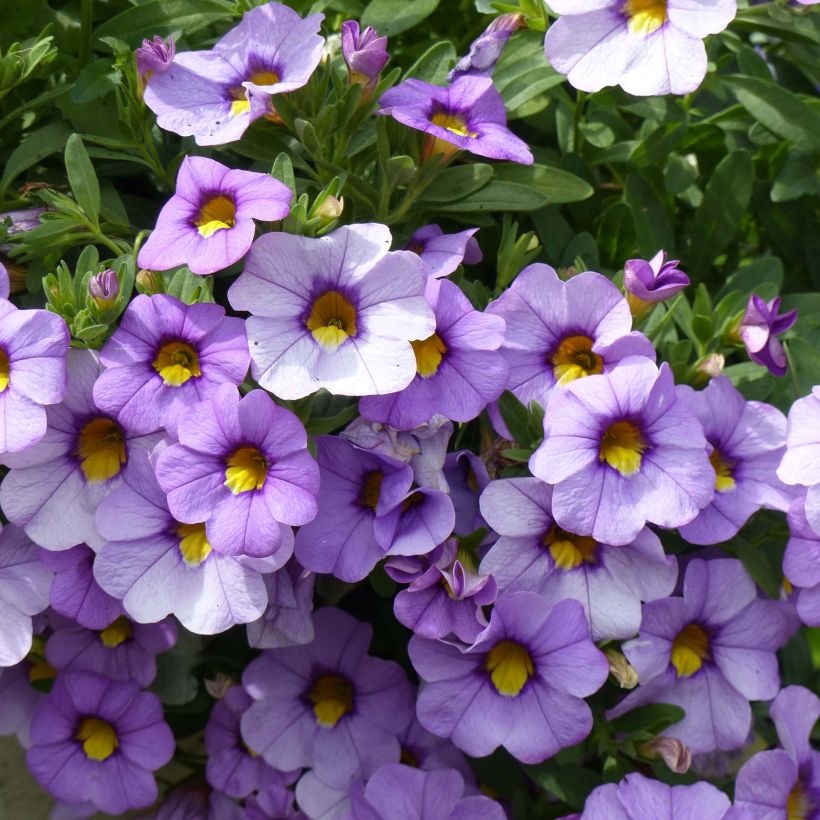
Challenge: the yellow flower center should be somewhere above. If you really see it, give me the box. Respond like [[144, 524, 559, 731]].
[[306, 291, 358, 351], [671, 623, 710, 678], [550, 335, 603, 385], [195, 194, 237, 238], [543, 524, 598, 570], [309, 674, 354, 727], [787, 779, 815, 820], [358, 471, 384, 511], [709, 448, 736, 493], [28, 661, 56, 683], [77, 417, 127, 483], [99, 616, 133, 648], [430, 111, 478, 139], [75, 717, 119, 761], [176, 521, 212, 567], [401, 491, 425, 513], [485, 640, 534, 697], [152, 340, 201, 387], [225, 446, 268, 494], [412, 333, 447, 378], [599, 420, 646, 477], [0, 348, 9, 392], [623, 0, 668, 34]]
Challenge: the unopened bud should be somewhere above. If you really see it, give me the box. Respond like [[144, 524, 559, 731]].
[[317, 195, 343, 224], [639, 736, 692, 774], [204, 672, 235, 700], [697, 353, 725, 379], [89, 269, 119, 309], [605, 648, 638, 689], [136, 268, 163, 295]]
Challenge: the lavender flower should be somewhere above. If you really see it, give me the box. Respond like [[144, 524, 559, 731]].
[[88, 269, 119, 310], [739, 294, 798, 377], [785, 496, 820, 626], [450, 13, 523, 80], [341, 21, 388, 98], [404, 224, 482, 279], [623, 250, 689, 315], [136, 35, 175, 81]]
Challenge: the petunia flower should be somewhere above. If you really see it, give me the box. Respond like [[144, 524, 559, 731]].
[[784, 496, 820, 627], [156, 385, 319, 559], [137, 156, 292, 275], [529, 357, 714, 546], [341, 21, 389, 99], [545, 0, 737, 96], [608, 559, 794, 754], [94, 293, 250, 435], [487, 263, 655, 405], [143, 3, 324, 146], [739, 294, 798, 377], [241, 608, 415, 788], [478, 477, 677, 641], [377, 75, 533, 164], [26, 670, 174, 815], [403, 224, 482, 279], [623, 250, 689, 316], [411, 591, 608, 763]]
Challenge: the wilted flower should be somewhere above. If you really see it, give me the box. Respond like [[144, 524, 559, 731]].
[[639, 736, 692, 774], [135, 35, 175, 81]]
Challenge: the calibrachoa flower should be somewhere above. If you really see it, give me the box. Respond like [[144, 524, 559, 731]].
[[93, 293, 250, 435], [137, 156, 292, 275], [341, 21, 389, 98], [378, 75, 533, 164], [156, 385, 319, 559], [784, 497, 820, 626], [487, 263, 655, 405], [411, 592, 608, 763], [0, 662, 44, 747], [95, 447, 287, 634], [609, 559, 794, 753], [87, 268, 119, 311], [450, 12, 523, 80], [360, 278, 507, 429], [0, 293, 68, 453], [529, 358, 714, 546], [544, 0, 737, 96], [151, 784, 245, 820], [444, 450, 491, 537], [229, 223, 435, 400], [0, 526, 51, 667], [247, 560, 315, 649], [246, 781, 305, 820], [739, 294, 798, 377], [0, 349, 158, 551], [580, 772, 733, 820], [404, 224, 482, 279], [396, 717, 474, 779], [143, 3, 324, 145], [241, 608, 415, 788], [733, 685, 820, 820], [478, 477, 677, 641], [676, 376, 793, 545], [623, 250, 689, 315], [136, 35, 175, 82], [0, 261, 7, 298]]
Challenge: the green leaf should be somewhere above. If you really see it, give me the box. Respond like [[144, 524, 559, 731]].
[[362, 0, 440, 37], [624, 172, 675, 257], [417, 164, 493, 204], [65, 134, 101, 223], [497, 391, 530, 445], [403, 40, 456, 84], [69, 59, 122, 104], [787, 337, 820, 396], [1, 121, 73, 194], [772, 150, 820, 203], [493, 32, 563, 115], [271, 152, 296, 197], [717, 256, 783, 302], [611, 703, 686, 735], [93, 0, 234, 43], [527, 763, 602, 810]]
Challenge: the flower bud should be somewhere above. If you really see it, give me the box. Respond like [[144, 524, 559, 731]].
[[136, 268, 164, 295], [624, 251, 689, 317], [638, 736, 692, 774], [739, 293, 798, 377], [341, 21, 389, 100], [316, 195, 344, 225], [697, 353, 725, 380], [204, 672, 235, 700], [89, 269, 119, 309], [605, 648, 638, 689]]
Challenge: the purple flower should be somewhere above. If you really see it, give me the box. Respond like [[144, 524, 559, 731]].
[[530, 358, 714, 546], [294, 436, 454, 583], [151, 784, 245, 820], [0, 261, 8, 298], [26, 670, 174, 814], [246, 781, 305, 820], [247, 560, 315, 649], [411, 591, 608, 763], [487, 263, 655, 405], [137, 156, 291, 275], [623, 250, 689, 314], [95, 443, 290, 634], [0, 349, 159, 551], [580, 772, 733, 820], [609, 559, 794, 753], [478, 477, 677, 641], [396, 717, 474, 779], [676, 376, 794, 545], [341, 21, 389, 98], [360, 278, 507, 429], [0, 207, 45, 235], [136, 35, 175, 81], [228, 223, 435, 400], [404, 224, 482, 279], [0, 526, 51, 667], [378, 75, 533, 164], [739, 294, 798, 377], [0, 662, 45, 747], [88, 268, 119, 310], [143, 4, 324, 146], [450, 12, 523, 81], [444, 450, 491, 537], [785, 496, 820, 627], [156, 386, 319, 559], [733, 686, 820, 820], [241, 608, 415, 788], [545, 0, 737, 96], [93, 293, 250, 435], [0, 296, 68, 453]]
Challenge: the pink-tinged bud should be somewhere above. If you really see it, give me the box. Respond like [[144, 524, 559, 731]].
[[739, 293, 798, 377], [624, 250, 690, 317], [605, 648, 638, 689], [88, 269, 119, 308], [639, 736, 692, 774], [204, 672, 235, 700], [136, 35, 175, 82], [341, 20, 389, 99]]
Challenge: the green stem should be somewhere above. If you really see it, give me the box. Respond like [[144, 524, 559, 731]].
[[79, 0, 94, 67]]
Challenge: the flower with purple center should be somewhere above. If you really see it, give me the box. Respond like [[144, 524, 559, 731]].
[[95, 444, 289, 634], [545, 0, 737, 96], [360, 278, 507, 430], [26, 670, 174, 815], [450, 12, 524, 81], [487, 263, 655, 405], [608, 559, 794, 753], [93, 293, 250, 436], [229, 223, 435, 400], [0, 349, 159, 551], [478, 477, 677, 641], [733, 685, 820, 820], [137, 156, 291, 276], [623, 250, 689, 315], [247, 560, 315, 649], [0, 294, 68, 453], [143, 3, 324, 146], [739, 294, 798, 377], [341, 21, 389, 99], [580, 772, 733, 820], [411, 591, 608, 763], [156, 385, 319, 559], [377, 75, 533, 164], [676, 376, 793, 545], [241, 608, 415, 788], [530, 358, 714, 546], [784, 496, 820, 627], [404, 224, 482, 279], [136, 35, 175, 81]]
